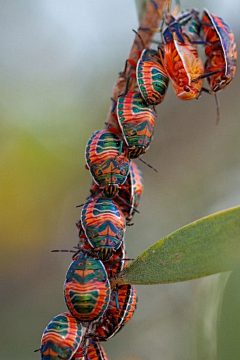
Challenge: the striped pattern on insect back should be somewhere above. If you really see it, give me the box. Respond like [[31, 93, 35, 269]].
[[81, 197, 126, 261], [92, 284, 137, 341], [163, 35, 204, 100], [41, 313, 82, 360], [117, 91, 155, 158], [202, 9, 237, 91], [130, 161, 144, 215], [64, 253, 111, 322], [137, 49, 169, 106], [72, 338, 89, 360], [104, 244, 126, 278], [85, 129, 130, 190], [116, 161, 143, 222], [84, 339, 108, 360], [117, 173, 133, 221]]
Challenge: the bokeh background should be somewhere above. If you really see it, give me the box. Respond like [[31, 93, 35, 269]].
[[1, 0, 240, 359]]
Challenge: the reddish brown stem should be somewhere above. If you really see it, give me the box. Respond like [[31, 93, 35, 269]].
[[105, 0, 168, 129]]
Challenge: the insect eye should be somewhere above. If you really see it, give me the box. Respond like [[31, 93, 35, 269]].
[[184, 86, 190, 92]]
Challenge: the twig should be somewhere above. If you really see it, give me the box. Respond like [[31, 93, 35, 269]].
[[105, 0, 168, 129]]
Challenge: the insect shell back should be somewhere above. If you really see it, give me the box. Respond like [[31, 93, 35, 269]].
[[117, 91, 155, 159], [116, 161, 143, 222], [64, 253, 111, 322], [136, 49, 169, 106], [80, 197, 126, 261], [201, 9, 237, 92], [91, 284, 138, 342], [163, 35, 204, 99], [104, 244, 126, 278], [40, 312, 83, 360], [85, 129, 130, 196], [81, 339, 108, 360], [130, 161, 144, 217]]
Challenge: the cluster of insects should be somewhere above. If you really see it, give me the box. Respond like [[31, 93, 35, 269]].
[[117, 1, 237, 124], [36, 1, 237, 359]]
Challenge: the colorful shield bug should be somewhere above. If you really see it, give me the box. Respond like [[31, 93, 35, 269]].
[[117, 161, 144, 222], [64, 253, 111, 322], [162, 22, 204, 100], [80, 197, 126, 261], [104, 244, 126, 278], [201, 9, 237, 92], [136, 48, 169, 106], [85, 129, 130, 198], [116, 90, 155, 158], [74, 339, 108, 360], [91, 284, 137, 341], [40, 312, 83, 360]]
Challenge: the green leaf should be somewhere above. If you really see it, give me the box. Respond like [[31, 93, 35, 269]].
[[112, 206, 240, 286]]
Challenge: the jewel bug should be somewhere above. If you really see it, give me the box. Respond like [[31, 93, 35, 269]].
[[117, 161, 144, 222], [119, 28, 169, 107], [200, 8, 237, 93], [80, 197, 126, 261], [136, 48, 169, 106], [74, 339, 108, 360], [162, 20, 204, 100], [91, 284, 137, 341], [64, 253, 111, 322], [40, 312, 83, 360], [116, 89, 155, 159], [104, 244, 126, 278], [85, 129, 130, 198]]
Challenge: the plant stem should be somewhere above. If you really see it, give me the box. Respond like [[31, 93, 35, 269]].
[[105, 0, 168, 130]]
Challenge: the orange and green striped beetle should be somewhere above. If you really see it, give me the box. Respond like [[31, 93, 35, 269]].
[[116, 89, 155, 159], [136, 48, 169, 106], [117, 161, 144, 222], [80, 197, 126, 261], [104, 244, 126, 278], [200, 9, 237, 92], [40, 312, 83, 360], [91, 284, 137, 341], [85, 129, 130, 198], [73, 339, 108, 360], [64, 253, 111, 322], [162, 18, 204, 100]]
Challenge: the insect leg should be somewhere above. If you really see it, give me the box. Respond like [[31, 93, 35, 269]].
[[192, 69, 222, 82], [201, 87, 220, 124]]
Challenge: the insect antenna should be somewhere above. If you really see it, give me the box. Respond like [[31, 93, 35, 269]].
[[214, 93, 220, 125], [51, 249, 76, 253], [119, 74, 132, 97], [201, 87, 220, 124], [116, 195, 140, 214], [34, 348, 41, 353], [76, 203, 85, 208], [192, 69, 222, 82], [132, 29, 145, 49], [138, 157, 159, 173], [76, 197, 93, 208]]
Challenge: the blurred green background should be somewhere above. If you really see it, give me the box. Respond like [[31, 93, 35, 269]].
[[1, 0, 240, 359]]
